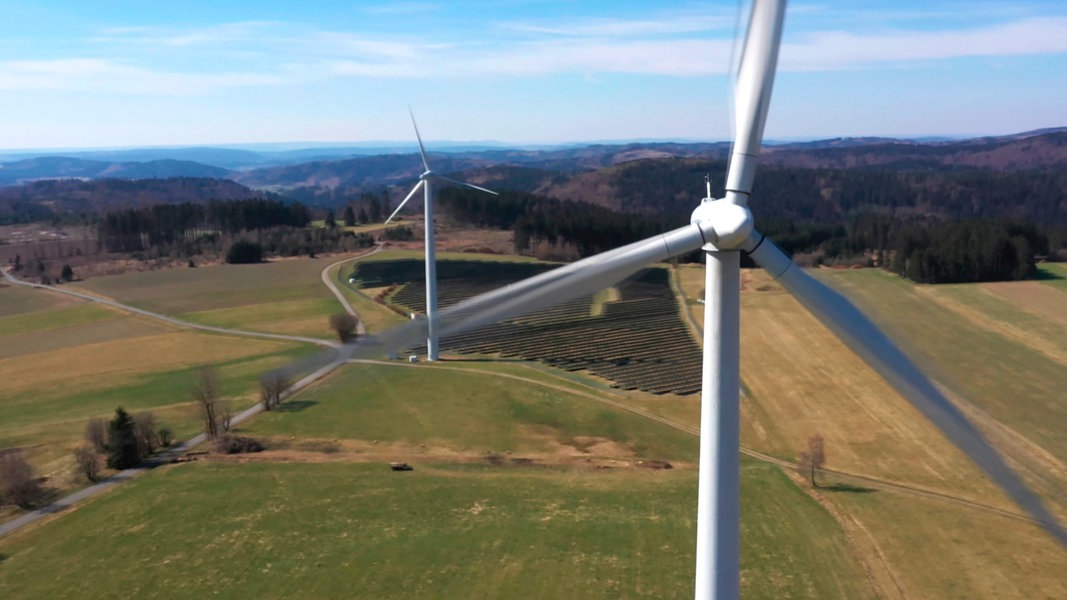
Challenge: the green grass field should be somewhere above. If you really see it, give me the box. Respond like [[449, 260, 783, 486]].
[[69, 257, 352, 338], [0, 284, 84, 318], [1037, 262, 1067, 290], [0, 458, 873, 600], [245, 361, 698, 462]]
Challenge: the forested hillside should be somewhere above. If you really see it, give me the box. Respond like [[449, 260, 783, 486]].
[[0, 178, 263, 224]]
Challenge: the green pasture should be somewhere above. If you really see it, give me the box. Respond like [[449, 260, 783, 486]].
[[245, 361, 697, 462], [0, 336, 314, 480], [70, 257, 341, 313], [0, 312, 166, 360], [1038, 262, 1067, 290], [0, 459, 873, 600], [0, 285, 84, 318], [815, 269, 1067, 465], [69, 256, 355, 337], [0, 303, 119, 337]]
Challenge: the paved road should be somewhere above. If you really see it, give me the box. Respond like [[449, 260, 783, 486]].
[[0, 257, 369, 538], [319, 245, 384, 337]]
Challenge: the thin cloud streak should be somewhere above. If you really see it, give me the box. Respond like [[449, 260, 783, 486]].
[[2, 14, 1066, 95]]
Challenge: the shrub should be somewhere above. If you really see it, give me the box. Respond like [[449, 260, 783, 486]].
[[0, 450, 43, 507], [225, 240, 263, 264], [213, 435, 264, 455]]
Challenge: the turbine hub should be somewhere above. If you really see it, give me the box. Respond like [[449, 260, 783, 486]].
[[690, 197, 754, 250]]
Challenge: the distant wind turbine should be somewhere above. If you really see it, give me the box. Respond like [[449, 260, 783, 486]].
[[385, 108, 498, 361]]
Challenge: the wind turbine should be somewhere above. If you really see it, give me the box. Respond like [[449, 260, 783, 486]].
[[385, 108, 498, 361], [362, 0, 1067, 597]]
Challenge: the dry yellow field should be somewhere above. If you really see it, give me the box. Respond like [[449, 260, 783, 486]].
[[672, 263, 1067, 598]]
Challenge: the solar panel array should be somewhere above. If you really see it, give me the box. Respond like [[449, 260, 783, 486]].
[[349, 259, 702, 395]]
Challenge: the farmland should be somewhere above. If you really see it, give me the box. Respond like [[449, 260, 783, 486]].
[[672, 263, 1067, 598], [0, 266, 325, 506], [69, 255, 353, 339], [0, 362, 870, 593], [3, 250, 1067, 599]]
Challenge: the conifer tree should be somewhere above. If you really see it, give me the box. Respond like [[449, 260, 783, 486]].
[[106, 407, 140, 470]]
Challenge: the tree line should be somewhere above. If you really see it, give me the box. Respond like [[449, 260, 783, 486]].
[[438, 188, 690, 261], [97, 198, 311, 253], [438, 187, 1049, 283]]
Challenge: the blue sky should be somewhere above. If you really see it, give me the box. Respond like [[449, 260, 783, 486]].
[[1, 0, 1065, 150]]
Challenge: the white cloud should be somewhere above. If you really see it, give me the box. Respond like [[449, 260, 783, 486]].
[[0, 58, 287, 94], [498, 14, 736, 37], [4, 11, 1066, 96], [782, 16, 1067, 70]]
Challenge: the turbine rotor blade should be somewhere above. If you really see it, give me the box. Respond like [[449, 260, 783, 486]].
[[745, 231, 1067, 548], [385, 180, 424, 224], [435, 174, 499, 195], [360, 225, 706, 357], [408, 106, 431, 172], [725, 0, 786, 201]]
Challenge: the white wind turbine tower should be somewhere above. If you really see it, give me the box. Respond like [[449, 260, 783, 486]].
[[361, 1, 1067, 597], [385, 108, 498, 361]]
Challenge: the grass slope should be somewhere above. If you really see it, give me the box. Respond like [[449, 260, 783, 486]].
[[674, 265, 1067, 597], [0, 459, 873, 600], [245, 361, 697, 462]]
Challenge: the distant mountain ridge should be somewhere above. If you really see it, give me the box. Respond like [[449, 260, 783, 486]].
[[2, 128, 1066, 226], [0, 157, 230, 185]]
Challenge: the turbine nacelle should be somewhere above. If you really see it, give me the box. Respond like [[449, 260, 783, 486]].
[[690, 197, 754, 250]]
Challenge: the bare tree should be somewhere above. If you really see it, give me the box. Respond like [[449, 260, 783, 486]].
[[73, 447, 100, 482], [133, 412, 157, 459], [84, 418, 107, 453], [157, 427, 173, 448], [191, 366, 221, 439], [328, 312, 358, 342], [0, 450, 42, 507], [259, 374, 290, 411], [220, 401, 234, 435], [797, 434, 826, 488]]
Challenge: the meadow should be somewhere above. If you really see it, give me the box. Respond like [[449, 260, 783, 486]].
[[70, 256, 352, 339], [0, 356, 870, 593]]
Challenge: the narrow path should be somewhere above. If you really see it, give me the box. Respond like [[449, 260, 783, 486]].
[[319, 244, 384, 337]]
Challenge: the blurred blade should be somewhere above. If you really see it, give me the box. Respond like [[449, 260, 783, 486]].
[[409, 106, 430, 172], [435, 174, 499, 196], [746, 232, 1067, 547], [725, 0, 786, 201], [385, 180, 424, 224], [359, 224, 707, 357]]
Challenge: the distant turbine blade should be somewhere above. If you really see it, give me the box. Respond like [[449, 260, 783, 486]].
[[385, 180, 424, 224], [745, 231, 1067, 548], [725, 0, 786, 201], [360, 225, 707, 357], [409, 106, 430, 172], [436, 174, 499, 195]]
